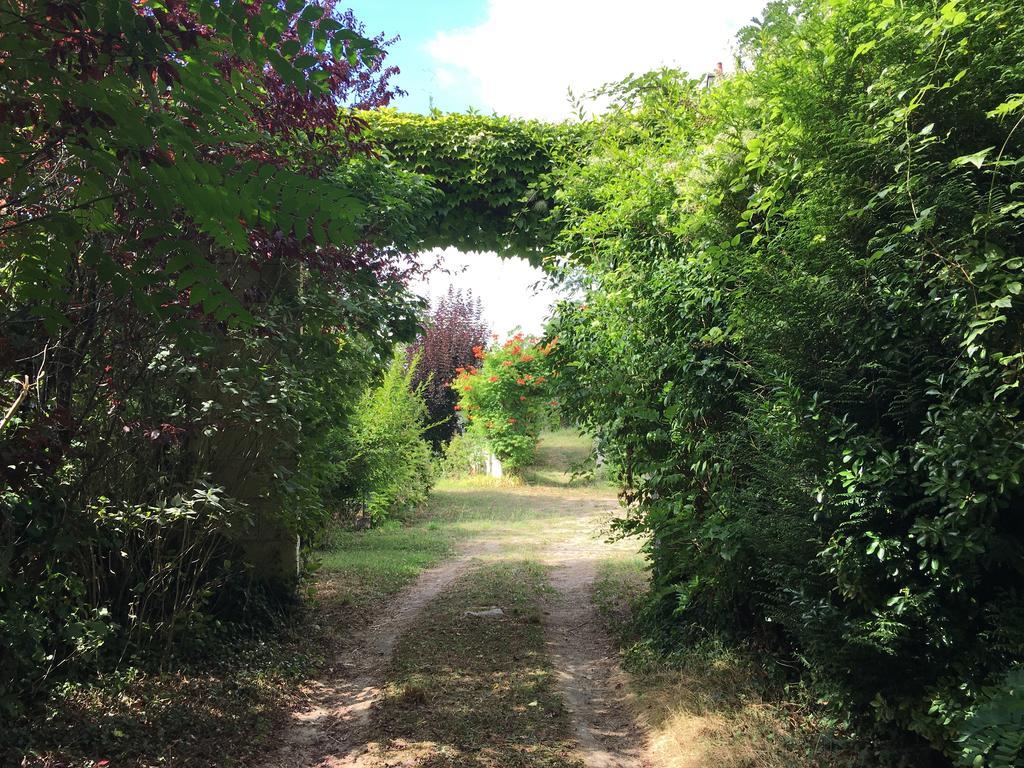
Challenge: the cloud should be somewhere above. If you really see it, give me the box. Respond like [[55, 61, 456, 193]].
[[411, 248, 564, 338], [426, 0, 767, 120], [434, 66, 457, 88]]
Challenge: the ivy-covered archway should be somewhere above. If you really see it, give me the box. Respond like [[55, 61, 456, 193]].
[[360, 110, 586, 261]]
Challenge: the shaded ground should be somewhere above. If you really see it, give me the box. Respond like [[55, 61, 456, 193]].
[[259, 540, 501, 767], [265, 429, 653, 767], [20, 429, 863, 767]]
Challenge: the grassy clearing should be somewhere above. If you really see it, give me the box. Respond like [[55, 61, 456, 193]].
[[316, 519, 455, 614], [593, 557, 867, 768], [368, 560, 583, 768], [421, 429, 614, 551], [520, 427, 605, 487]]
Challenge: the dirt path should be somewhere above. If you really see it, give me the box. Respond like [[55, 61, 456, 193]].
[[260, 539, 499, 768], [265, 438, 655, 768], [542, 527, 653, 768]]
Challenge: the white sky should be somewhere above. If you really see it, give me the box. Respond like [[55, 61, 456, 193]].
[[413, 0, 768, 333], [411, 248, 564, 337], [428, 0, 765, 121]]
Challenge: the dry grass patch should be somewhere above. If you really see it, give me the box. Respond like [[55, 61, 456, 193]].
[[594, 557, 866, 768]]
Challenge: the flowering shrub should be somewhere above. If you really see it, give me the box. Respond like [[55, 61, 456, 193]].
[[452, 334, 557, 472]]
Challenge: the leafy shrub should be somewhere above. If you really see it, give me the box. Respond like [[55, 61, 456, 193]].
[[546, 0, 1024, 759], [957, 669, 1024, 768], [453, 334, 557, 472], [0, 484, 247, 719], [0, 0, 421, 725], [346, 349, 435, 522], [438, 430, 491, 477]]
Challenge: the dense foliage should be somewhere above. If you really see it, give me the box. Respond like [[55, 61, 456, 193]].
[[407, 287, 488, 448], [545, 0, 1024, 762], [360, 110, 584, 259], [344, 349, 434, 522], [453, 334, 556, 472], [0, 0, 426, 724], [5, 0, 1023, 763]]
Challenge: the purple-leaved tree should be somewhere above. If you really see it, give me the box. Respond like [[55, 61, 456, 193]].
[[409, 287, 488, 448]]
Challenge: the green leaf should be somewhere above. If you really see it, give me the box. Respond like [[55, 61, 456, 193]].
[[952, 147, 995, 169]]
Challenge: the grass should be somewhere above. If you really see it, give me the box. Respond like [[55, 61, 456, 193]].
[[12, 428, 606, 767], [520, 427, 606, 487], [368, 560, 584, 768], [592, 556, 868, 768], [316, 519, 455, 613]]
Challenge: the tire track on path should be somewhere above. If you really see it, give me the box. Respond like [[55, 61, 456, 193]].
[[260, 538, 499, 768], [541, 509, 655, 768]]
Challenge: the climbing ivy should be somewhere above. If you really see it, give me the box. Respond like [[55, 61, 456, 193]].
[[360, 110, 587, 260]]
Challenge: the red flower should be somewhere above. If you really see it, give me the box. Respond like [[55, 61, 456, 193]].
[[488, 375, 499, 383], [516, 378, 525, 385], [520, 354, 535, 363], [507, 417, 517, 424], [454, 405, 462, 411], [519, 395, 527, 401], [502, 360, 514, 367], [472, 345, 485, 359]]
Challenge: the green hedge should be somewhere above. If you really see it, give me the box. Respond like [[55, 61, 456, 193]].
[[546, 0, 1024, 762]]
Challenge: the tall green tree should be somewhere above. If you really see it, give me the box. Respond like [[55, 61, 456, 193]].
[[0, 0, 429, 721]]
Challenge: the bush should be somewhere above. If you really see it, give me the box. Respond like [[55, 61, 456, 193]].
[[346, 349, 435, 522], [958, 668, 1024, 768], [546, 0, 1024, 759], [0, 0, 420, 724], [452, 334, 557, 472], [438, 430, 491, 477]]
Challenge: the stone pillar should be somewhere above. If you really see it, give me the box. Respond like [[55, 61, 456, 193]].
[[485, 450, 504, 478]]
